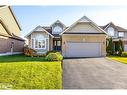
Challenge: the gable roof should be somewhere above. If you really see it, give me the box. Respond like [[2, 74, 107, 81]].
[[50, 20, 66, 28], [8, 6, 21, 30], [101, 22, 127, 32], [115, 26, 127, 32], [60, 16, 108, 35], [0, 6, 22, 30], [0, 18, 12, 36], [0, 18, 24, 41], [25, 26, 54, 38]]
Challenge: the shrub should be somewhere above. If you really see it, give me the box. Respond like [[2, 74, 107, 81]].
[[45, 52, 63, 61], [121, 52, 127, 57], [46, 50, 57, 55], [24, 47, 36, 57]]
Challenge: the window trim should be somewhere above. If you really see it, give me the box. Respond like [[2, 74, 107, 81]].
[[34, 38, 46, 49]]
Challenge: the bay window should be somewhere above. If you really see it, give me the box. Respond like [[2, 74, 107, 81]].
[[32, 34, 47, 49]]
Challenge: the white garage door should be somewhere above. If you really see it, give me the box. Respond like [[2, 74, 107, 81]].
[[66, 42, 101, 57]]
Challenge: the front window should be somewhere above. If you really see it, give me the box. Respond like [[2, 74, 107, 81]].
[[107, 27, 115, 36], [35, 39, 46, 49], [118, 32, 124, 37]]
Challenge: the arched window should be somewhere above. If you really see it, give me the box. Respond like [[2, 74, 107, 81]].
[[53, 26, 63, 34], [107, 27, 115, 36]]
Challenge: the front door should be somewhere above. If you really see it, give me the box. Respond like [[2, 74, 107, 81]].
[[53, 40, 61, 51], [11, 42, 14, 53]]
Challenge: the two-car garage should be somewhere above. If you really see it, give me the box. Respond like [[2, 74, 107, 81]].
[[66, 42, 101, 57], [61, 16, 107, 58]]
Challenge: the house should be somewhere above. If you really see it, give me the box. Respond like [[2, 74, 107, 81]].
[[26, 16, 107, 57], [100, 22, 127, 52], [0, 6, 24, 55]]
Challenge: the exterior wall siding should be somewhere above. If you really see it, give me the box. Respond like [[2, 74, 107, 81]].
[[123, 41, 127, 45], [0, 6, 20, 36], [62, 34, 106, 57], [49, 36, 53, 51], [124, 32, 127, 38], [0, 36, 24, 53], [67, 23, 103, 33], [0, 23, 9, 35]]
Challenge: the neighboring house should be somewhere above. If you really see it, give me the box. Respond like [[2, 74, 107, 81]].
[[100, 22, 127, 52], [0, 6, 24, 55], [26, 16, 107, 57]]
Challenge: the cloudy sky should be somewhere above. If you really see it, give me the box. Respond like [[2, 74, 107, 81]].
[[12, 6, 127, 38]]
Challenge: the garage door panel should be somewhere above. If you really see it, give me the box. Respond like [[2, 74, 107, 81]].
[[66, 42, 101, 57]]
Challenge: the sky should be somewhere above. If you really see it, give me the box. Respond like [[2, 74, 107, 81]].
[[12, 6, 127, 38]]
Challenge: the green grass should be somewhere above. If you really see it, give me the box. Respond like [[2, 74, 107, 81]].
[[0, 55, 62, 89], [108, 55, 127, 64]]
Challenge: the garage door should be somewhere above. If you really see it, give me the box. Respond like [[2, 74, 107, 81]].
[[66, 42, 101, 57]]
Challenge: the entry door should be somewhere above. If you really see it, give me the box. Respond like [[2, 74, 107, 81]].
[[66, 42, 101, 57], [11, 42, 14, 53], [53, 40, 61, 51]]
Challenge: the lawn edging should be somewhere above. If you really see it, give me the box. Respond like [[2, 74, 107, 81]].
[[107, 56, 127, 65]]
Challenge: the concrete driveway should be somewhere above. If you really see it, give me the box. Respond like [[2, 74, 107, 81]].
[[62, 58, 127, 89]]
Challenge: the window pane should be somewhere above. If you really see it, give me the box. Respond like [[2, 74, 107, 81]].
[[32, 39, 34, 48], [119, 32, 124, 37], [34, 39, 46, 49], [35, 39, 38, 48], [57, 41, 61, 46], [38, 41, 41, 48], [42, 40, 45, 48], [107, 27, 114, 36], [54, 41, 57, 46]]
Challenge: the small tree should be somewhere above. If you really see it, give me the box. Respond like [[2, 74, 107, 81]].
[[106, 37, 114, 55], [117, 39, 124, 56]]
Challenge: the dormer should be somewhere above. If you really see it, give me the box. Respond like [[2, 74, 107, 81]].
[[51, 20, 66, 34]]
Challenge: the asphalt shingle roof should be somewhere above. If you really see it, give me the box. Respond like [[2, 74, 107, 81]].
[[100, 22, 127, 32]]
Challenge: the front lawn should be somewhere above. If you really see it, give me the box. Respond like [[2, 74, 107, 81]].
[[108, 56, 127, 64], [0, 55, 62, 89]]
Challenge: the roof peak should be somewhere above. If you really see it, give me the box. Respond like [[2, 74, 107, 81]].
[[50, 19, 66, 27], [109, 22, 115, 25], [78, 15, 91, 23]]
